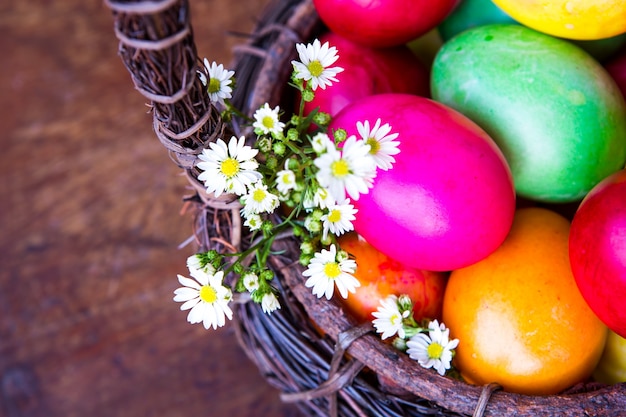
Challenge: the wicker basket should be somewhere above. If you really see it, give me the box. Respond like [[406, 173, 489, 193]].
[[105, 0, 626, 415]]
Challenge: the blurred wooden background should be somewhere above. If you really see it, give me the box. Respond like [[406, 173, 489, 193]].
[[0, 1, 302, 416]]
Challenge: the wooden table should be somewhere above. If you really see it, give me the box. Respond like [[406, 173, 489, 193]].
[[1, 1, 301, 416]]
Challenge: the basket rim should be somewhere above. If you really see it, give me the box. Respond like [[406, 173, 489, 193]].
[[280, 253, 626, 416]]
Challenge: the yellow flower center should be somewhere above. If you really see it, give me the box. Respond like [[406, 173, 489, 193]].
[[308, 60, 324, 77], [366, 137, 380, 155], [324, 262, 341, 279], [328, 209, 341, 223], [208, 78, 221, 94], [427, 342, 444, 359], [199, 285, 217, 303], [331, 159, 349, 178], [262, 115, 275, 129], [390, 313, 401, 326], [281, 174, 291, 184], [253, 188, 267, 203], [220, 158, 239, 177]]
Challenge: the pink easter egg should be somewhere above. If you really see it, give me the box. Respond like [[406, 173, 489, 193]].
[[330, 93, 516, 271]]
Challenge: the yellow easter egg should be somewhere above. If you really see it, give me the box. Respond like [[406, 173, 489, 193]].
[[492, 0, 626, 40]]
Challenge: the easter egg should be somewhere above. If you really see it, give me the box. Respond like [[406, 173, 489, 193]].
[[431, 24, 626, 203], [313, 0, 460, 48], [437, 0, 516, 42], [491, 0, 626, 40], [569, 169, 626, 338], [337, 232, 447, 323], [593, 330, 626, 385], [329, 93, 516, 271], [443, 207, 607, 395]]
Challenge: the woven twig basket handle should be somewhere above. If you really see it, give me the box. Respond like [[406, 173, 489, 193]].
[[105, 0, 225, 173]]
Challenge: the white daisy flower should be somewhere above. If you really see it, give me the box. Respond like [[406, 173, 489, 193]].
[[186, 254, 216, 275], [310, 132, 335, 155], [173, 269, 233, 330], [313, 186, 335, 210], [196, 136, 261, 197], [275, 168, 296, 195], [261, 292, 281, 314], [303, 244, 360, 300], [292, 39, 344, 91], [241, 181, 280, 215], [321, 199, 357, 240], [186, 254, 203, 271], [303, 214, 322, 234], [372, 295, 406, 340], [243, 213, 263, 231], [406, 320, 459, 376], [314, 135, 377, 202], [199, 59, 235, 104], [252, 103, 286, 136], [357, 119, 400, 171], [302, 186, 335, 211], [242, 272, 260, 292]]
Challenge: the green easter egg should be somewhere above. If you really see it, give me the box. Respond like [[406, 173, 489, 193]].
[[438, 0, 516, 42], [431, 24, 626, 203]]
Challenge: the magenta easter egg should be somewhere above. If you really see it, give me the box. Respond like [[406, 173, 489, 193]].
[[569, 169, 626, 338], [330, 93, 516, 271]]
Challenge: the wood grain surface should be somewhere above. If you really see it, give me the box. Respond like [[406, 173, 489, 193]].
[[0, 1, 301, 416]]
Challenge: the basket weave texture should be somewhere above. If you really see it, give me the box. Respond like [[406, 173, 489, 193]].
[[105, 0, 626, 416]]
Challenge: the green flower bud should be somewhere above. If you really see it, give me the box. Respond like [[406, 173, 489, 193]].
[[272, 141, 286, 156], [336, 249, 350, 262], [291, 191, 302, 204], [232, 262, 244, 275], [286, 158, 299, 171], [292, 225, 306, 238], [300, 240, 315, 255], [299, 253, 313, 266], [393, 337, 408, 352], [398, 294, 414, 315], [272, 130, 285, 141], [333, 128, 347, 144], [287, 128, 299, 142], [257, 137, 272, 153], [302, 89, 315, 102], [251, 289, 264, 303], [291, 70, 304, 86], [266, 156, 278, 171], [309, 208, 324, 221], [320, 234, 333, 246], [261, 220, 275, 236], [260, 269, 274, 284], [206, 250, 220, 261], [313, 111, 332, 127], [304, 216, 321, 234]]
